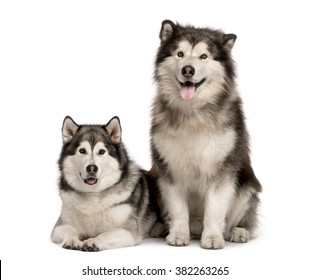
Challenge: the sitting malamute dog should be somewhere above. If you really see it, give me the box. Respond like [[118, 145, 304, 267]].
[[150, 20, 262, 249], [52, 116, 161, 251]]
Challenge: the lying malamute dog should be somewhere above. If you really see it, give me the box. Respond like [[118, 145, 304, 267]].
[[52, 116, 161, 251], [150, 20, 262, 249]]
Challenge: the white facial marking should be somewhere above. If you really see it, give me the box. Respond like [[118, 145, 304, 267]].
[[175, 41, 211, 59], [63, 141, 121, 192], [173, 40, 224, 103], [156, 39, 227, 106], [175, 41, 212, 84]]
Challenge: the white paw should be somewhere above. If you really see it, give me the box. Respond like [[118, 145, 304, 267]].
[[201, 235, 225, 249], [62, 238, 83, 250], [229, 227, 249, 243], [81, 238, 100, 252], [166, 231, 190, 246]]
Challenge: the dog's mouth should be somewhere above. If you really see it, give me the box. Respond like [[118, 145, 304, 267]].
[[179, 79, 206, 101], [84, 177, 98, 185]]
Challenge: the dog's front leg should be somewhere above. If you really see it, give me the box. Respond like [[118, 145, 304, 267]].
[[161, 181, 190, 246], [81, 228, 141, 251], [201, 182, 235, 249], [52, 224, 83, 250]]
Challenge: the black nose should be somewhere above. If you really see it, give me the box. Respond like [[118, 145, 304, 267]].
[[182, 65, 195, 78], [86, 164, 98, 174]]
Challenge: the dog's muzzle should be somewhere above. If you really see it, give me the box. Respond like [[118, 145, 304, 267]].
[[179, 79, 206, 101], [179, 65, 206, 101], [83, 164, 98, 185]]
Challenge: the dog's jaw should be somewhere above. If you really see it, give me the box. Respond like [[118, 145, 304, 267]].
[[179, 78, 206, 101]]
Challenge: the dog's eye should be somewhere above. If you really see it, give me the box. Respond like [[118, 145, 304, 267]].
[[98, 149, 105, 155], [79, 148, 86, 154], [200, 54, 208, 59], [177, 51, 184, 58]]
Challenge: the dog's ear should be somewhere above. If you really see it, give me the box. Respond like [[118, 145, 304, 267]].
[[106, 116, 122, 144], [62, 116, 79, 143], [160, 20, 176, 42], [223, 33, 237, 52]]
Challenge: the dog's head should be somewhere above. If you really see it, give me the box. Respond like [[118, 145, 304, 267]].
[[155, 20, 236, 104], [59, 116, 124, 193]]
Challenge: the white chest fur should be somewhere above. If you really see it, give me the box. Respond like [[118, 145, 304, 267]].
[[154, 125, 236, 185], [60, 190, 132, 238]]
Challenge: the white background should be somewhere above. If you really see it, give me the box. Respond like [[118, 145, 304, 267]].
[[1, 0, 310, 279]]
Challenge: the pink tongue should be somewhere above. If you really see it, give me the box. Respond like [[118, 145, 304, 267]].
[[85, 178, 97, 185], [180, 85, 196, 100]]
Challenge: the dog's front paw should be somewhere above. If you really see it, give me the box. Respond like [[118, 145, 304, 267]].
[[229, 227, 249, 243], [81, 238, 100, 252], [201, 234, 225, 249], [166, 231, 190, 246], [62, 238, 83, 250]]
